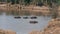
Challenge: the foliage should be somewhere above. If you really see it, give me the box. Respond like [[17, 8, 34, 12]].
[[7, 0, 11, 3], [11, 0, 15, 4], [0, 0, 60, 6], [16, 0, 19, 4], [10, 0, 19, 4], [24, 0, 32, 5]]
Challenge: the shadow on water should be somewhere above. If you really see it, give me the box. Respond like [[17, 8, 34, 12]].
[[5, 10, 31, 16]]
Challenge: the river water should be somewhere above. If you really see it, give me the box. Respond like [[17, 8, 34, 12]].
[[0, 12, 51, 34]]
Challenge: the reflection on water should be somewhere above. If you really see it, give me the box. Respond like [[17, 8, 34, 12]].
[[6, 11, 31, 16], [5, 10, 46, 16], [0, 11, 51, 34]]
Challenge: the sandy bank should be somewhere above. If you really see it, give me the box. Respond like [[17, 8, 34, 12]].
[[0, 29, 16, 34]]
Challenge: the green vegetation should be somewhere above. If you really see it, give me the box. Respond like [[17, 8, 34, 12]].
[[24, 0, 32, 5], [0, 0, 60, 6], [7, 0, 11, 3]]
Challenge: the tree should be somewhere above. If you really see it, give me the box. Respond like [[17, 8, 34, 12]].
[[16, 0, 19, 4], [48, 0, 60, 19], [10, 0, 20, 4], [11, 0, 15, 4], [40, 0, 60, 19], [24, 0, 32, 5], [7, 0, 11, 3], [0, 0, 6, 2]]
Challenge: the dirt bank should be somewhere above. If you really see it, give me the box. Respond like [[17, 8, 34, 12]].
[[0, 4, 60, 16], [0, 4, 51, 16], [0, 29, 16, 34]]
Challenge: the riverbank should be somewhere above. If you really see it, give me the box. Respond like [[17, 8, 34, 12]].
[[0, 29, 16, 34], [0, 4, 50, 16], [29, 18, 60, 34], [0, 4, 60, 16]]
